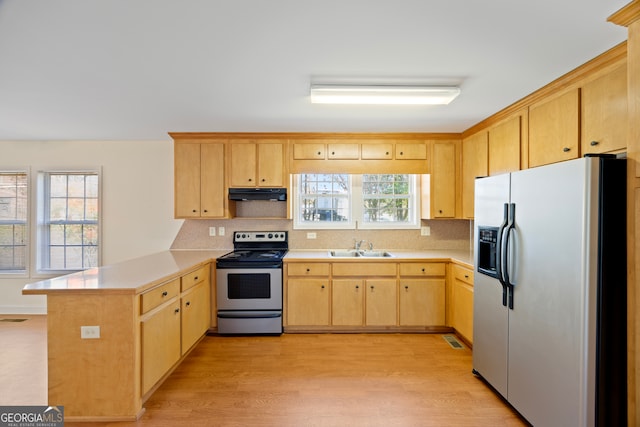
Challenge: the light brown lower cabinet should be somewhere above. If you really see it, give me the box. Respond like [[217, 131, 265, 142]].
[[140, 264, 211, 396], [285, 260, 453, 331], [451, 264, 474, 343], [365, 279, 397, 325]]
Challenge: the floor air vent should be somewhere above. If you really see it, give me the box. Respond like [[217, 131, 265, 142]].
[[0, 318, 28, 322], [443, 334, 464, 349]]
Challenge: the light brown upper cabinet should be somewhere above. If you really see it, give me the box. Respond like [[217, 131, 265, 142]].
[[396, 141, 428, 159], [528, 89, 580, 168], [228, 140, 286, 187], [361, 142, 393, 159], [489, 115, 522, 175], [581, 64, 628, 155], [174, 142, 225, 218], [461, 132, 488, 219], [327, 143, 359, 159], [429, 141, 459, 218]]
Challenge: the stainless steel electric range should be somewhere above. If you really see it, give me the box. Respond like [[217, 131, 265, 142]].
[[216, 231, 287, 335]]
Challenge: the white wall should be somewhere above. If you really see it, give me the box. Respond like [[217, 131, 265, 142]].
[[0, 140, 183, 314]]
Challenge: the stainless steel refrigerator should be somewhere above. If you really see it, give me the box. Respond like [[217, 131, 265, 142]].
[[472, 155, 627, 426]]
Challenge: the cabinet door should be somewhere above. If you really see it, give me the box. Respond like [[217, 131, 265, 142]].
[[332, 279, 364, 326], [200, 143, 225, 218], [365, 279, 397, 326], [174, 143, 202, 218], [327, 143, 359, 159], [431, 141, 457, 218], [396, 142, 427, 159], [461, 132, 488, 219], [181, 280, 211, 354], [229, 142, 257, 187], [399, 279, 445, 326], [293, 143, 325, 160], [141, 300, 181, 394], [529, 89, 579, 167], [257, 142, 284, 187], [287, 278, 330, 325], [489, 115, 521, 175], [361, 143, 393, 159], [452, 278, 474, 343], [581, 65, 627, 155]]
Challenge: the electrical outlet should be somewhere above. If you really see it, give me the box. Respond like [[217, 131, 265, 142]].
[[307, 232, 317, 239], [209, 227, 216, 236], [80, 325, 100, 339], [421, 226, 431, 236], [218, 227, 225, 236]]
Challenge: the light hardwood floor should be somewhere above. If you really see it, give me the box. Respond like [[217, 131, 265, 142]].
[[1, 316, 528, 426]]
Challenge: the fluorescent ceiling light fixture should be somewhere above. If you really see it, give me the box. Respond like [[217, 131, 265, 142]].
[[310, 84, 461, 105]]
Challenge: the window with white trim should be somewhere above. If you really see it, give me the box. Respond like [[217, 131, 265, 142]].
[[38, 171, 100, 272], [0, 172, 28, 272], [294, 173, 419, 229]]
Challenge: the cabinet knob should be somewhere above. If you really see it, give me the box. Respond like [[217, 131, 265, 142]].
[[162, 291, 168, 297], [386, 151, 390, 155], [203, 209, 208, 213], [464, 274, 469, 279], [186, 301, 191, 307], [306, 268, 310, 272], [248, 178, 253, 182], [405, 285, 409, 290], [192, 209, 197, 213], [355, 285, 359, 289], [174, 308, 180, 314], [399, 151, 404, 155], [563, 147, 571, 152], [370, 285, 375, 290], [331, 151, 335, 155], [321, 285, 325, 289], [317, 151, 321, 155], [438, 210, 443, 214], [194, 276, 198, 281], [261, 178, 266, 182], [421, 268, 425, 272], [590, 141, 599, 146]]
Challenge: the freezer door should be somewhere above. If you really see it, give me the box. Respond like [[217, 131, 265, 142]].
[[507, 158, 597, 426], [472, 173, 510, 398]]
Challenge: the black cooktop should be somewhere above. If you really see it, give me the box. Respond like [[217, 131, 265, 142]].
[[216, 231, 288, 268], [217, 249, 287, 262]]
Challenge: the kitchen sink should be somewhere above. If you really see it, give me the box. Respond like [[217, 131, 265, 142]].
[[328, 250, 394, 258]]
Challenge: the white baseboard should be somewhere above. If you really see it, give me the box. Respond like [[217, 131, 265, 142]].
[[0, 306, 47, 315]]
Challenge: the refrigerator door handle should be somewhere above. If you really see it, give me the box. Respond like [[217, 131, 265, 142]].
[[496, 203, 509, 307], [503, 203, 516, 309]]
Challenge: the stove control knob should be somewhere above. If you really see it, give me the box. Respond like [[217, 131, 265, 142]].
[[268, 233, 273, 239]]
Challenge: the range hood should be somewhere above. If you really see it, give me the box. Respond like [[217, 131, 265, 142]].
[[228, 188, 287, 201]]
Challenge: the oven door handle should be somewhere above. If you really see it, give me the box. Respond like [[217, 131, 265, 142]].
[[217, 310, 282, 319]]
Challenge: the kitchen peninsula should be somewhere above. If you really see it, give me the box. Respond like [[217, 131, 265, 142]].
[[22, 248, 472, 421]]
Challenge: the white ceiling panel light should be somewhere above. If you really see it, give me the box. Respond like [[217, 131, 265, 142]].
[[309, 84, 461, 105]]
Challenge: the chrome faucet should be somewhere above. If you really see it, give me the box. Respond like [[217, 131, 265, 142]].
[[354, 239, 366, 251]]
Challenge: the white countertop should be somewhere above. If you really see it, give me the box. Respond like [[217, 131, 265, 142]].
[[22, 250, 228, 295], [285, 249, 474, 267], [22, 248, 474, 296]]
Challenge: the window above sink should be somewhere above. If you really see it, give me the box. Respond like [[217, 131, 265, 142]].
[[293, 174, 421, 230]]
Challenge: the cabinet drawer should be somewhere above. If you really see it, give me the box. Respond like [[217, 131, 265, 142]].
[[399, 262, 445, 277], [141, 278, 180, 314], [181, 265, 208, 291], [288, 263, 330, 276], [293, 143, 325, 159], [452, 265, 474, 285], [332, 262, 396, 277]]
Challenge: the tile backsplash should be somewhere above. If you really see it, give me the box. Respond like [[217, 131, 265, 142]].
[[171, 218, 472, 251]]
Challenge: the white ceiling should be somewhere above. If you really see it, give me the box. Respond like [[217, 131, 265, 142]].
[[0, 0, 629, 141]]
